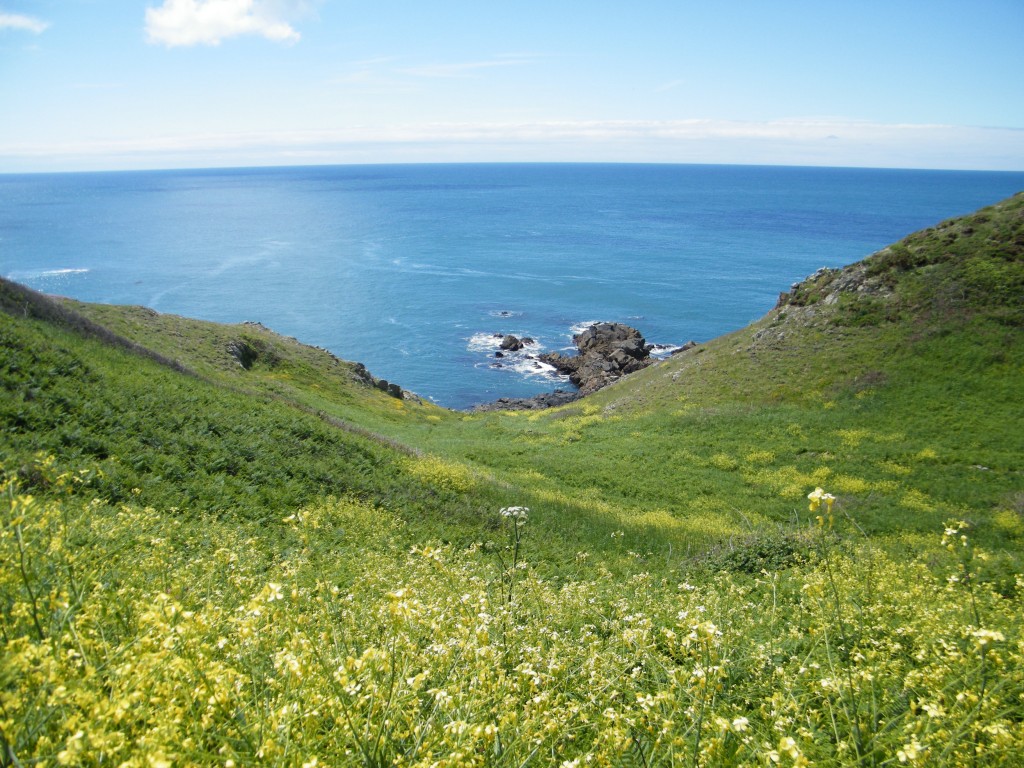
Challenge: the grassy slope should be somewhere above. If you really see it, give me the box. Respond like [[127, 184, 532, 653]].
[[0, 280, 515, 545], [2, 193, 1023, 765]]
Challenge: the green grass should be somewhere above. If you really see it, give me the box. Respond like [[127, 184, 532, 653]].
[[2, 193, 1023, 765]]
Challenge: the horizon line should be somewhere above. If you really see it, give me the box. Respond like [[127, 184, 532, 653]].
[[5, 158, 1024, 177]]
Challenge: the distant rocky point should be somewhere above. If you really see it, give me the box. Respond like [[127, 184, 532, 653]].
[[472, 389, 581, 412], [475, 322, 696, 411]]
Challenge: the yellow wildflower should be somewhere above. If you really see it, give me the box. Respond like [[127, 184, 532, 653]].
[[808, 487, 824, 512]]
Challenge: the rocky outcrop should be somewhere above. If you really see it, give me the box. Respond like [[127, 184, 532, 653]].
[[539, 322, 656, 396], [671, 340, 699, 355], [344, 362, 406, 400], [494, 334, 536, 353], [350, 362, 374, 386], [474, 322, 681, 411], [775, 262, 893, 310], [374, 379, 404, 399], [472, 389, 581, 412]]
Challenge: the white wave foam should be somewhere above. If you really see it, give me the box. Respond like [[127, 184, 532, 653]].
[[500, 357, 561, 381], [481, 355, 562, 383], [649, 343, 683, 358], [568, 319, 603, 336], [468, 330, 563, 384], [467, 331, 506, 353], [8, 267, 90, 281], [467, 331, 543, 352], [511, 357, 559, 377]]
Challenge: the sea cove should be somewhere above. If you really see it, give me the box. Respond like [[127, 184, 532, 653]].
[[4, 163, 1024, 409]]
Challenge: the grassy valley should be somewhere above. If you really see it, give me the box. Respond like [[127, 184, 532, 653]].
[[1, 194, 1022, 766]]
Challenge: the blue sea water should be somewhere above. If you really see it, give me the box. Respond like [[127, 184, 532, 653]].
[[3, 163, 1023, 409]]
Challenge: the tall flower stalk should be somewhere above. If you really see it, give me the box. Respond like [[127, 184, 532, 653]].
[[498, 506, 528, 605]]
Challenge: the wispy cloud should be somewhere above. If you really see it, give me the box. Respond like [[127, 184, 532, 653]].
[[329, 57, 403, 87], [654, 79, 684, 93], [72, 82, 125, 91], [0, 12, 50, 34], [399, 54, 539, 79], [145, 0, 304, 47], [343, 56, 400, 70], [3, 119, 1022, 172], [328, 54, 540, 91]]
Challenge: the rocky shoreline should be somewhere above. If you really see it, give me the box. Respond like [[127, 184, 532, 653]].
[[471, 388, 582, 412], [473, 322, 696, 412]]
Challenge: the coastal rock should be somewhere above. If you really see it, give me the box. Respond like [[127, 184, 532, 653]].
[[351, 362, 374, 385], [539, 322, 658, 396], [779, 262, 893, 311], [374, 378, 404, 399], [497, 334, 536, 352], [539, 350, 581, 376], [670, 341, 698, 355], [472, 389, 581, 412], [475, 322, 676, 411], [500, 334, 524, 351]]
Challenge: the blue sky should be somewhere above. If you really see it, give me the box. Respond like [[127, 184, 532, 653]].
[[1, 0, 1023, 172]]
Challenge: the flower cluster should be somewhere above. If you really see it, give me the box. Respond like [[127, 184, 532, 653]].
[[942, 519, 971, 550], [807, 486, 836, 512], [500, 505, 529, 521], [808, 486, 837, 527]]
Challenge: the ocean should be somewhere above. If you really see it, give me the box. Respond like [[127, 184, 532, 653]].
[[3, 163, 1023, 409]]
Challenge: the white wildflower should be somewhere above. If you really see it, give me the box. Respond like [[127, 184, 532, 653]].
[[500, 505, 529, 521]]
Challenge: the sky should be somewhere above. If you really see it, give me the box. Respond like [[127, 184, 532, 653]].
[[1, 0, 1023, 173]]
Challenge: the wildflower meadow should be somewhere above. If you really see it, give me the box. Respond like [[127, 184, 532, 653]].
[[3, 463, 1022, 766]]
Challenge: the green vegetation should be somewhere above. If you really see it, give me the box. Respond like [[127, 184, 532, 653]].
[[2, 193, 1022, 765]]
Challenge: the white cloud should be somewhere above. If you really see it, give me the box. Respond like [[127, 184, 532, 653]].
[[0, 12, 49, 33], [145, 0, 301, 47]]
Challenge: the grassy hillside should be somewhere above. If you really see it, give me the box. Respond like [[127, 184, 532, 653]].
[[2, 194, 1022, 765]]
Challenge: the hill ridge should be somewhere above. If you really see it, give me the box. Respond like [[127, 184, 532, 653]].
[[0, 276, 198, 377]]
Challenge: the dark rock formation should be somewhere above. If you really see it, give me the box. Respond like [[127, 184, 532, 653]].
[[472, 389, 581, 412], [374, 378, 403, 399], [500, 334, 524, 351], [473, 322, 679, 411], [350, 363, 414, 400], [351, 362, 374, 385], [497, 334, 536, 352], [540, 322, 656, 396]]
